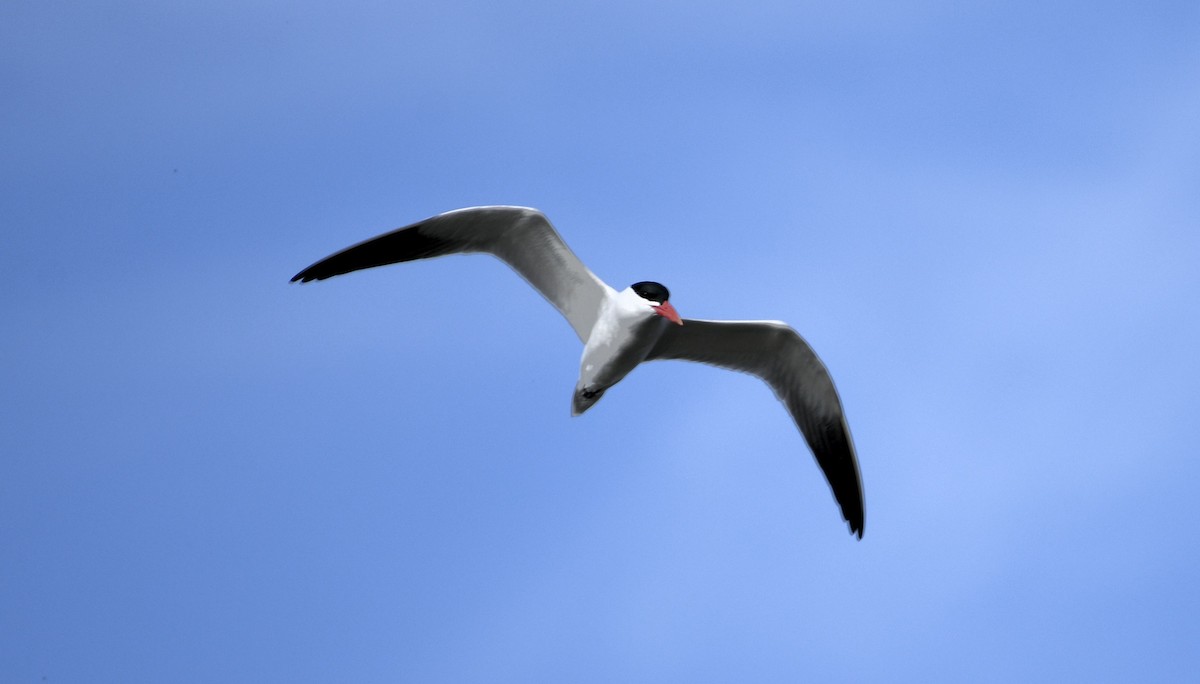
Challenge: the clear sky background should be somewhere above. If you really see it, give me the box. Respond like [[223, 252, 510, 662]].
[[3, 1, 1198, 682]]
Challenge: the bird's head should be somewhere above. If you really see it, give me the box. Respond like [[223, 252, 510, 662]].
[[629, 281, 683, 325]]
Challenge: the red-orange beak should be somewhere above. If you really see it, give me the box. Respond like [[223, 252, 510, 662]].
[[652, 301, 683, 325]]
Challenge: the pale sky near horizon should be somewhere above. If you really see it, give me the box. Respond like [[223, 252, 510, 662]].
[[3, 1, 1199, 681]]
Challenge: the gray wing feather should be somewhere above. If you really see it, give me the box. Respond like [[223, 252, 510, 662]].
[[291, 206, 611, 342], [647, 319, 865, 538]]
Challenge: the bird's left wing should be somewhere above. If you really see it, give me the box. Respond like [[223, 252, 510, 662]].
[[291, 206, 611, 343], [647, 319, 865, 538]]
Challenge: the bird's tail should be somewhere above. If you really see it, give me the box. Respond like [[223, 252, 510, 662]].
[[571, 386, 606, 416]]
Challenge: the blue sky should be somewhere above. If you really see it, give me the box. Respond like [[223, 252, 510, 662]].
[[3, 1, 1198, 681]]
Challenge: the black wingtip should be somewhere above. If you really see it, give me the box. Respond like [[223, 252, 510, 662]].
[[806, 418, 864, 542], [288, 224, 459, 286], [848, 506, 864, 540], [846, 507, 864, 539]]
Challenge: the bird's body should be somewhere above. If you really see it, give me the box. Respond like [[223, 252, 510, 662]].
[[573, 286, 674, 415], [292, 206, 865, 538]]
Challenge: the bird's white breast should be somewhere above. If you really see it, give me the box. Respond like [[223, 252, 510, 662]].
[[576, 288, 667, 391]]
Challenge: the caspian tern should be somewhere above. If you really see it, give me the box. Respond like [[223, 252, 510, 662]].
[[292, 206, 865, 538]]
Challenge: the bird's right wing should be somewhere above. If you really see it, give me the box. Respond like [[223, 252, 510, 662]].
[[647, 319, 865, 538], [291, 206, 613, 342]]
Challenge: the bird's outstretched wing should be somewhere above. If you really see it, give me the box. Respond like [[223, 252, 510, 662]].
[[648, 319, 865, 538], [291, 206, 612, 342]]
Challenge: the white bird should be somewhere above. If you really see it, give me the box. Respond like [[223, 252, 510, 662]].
[[292, 206, 865, 538]]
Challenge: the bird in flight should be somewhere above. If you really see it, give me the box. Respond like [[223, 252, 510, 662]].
[[292, 206, 864, 538]]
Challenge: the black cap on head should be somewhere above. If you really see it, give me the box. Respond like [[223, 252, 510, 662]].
[[631, 281, 670, 304]]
